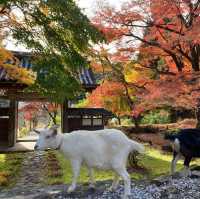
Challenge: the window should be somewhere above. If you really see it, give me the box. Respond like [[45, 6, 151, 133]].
[[82, 115, 103, 126], [0, 99, 10, 108], [93, 116, 103, 126], [82, 115, 92, 126]]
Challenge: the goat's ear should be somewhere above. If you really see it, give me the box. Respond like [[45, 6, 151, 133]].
[[51, 124, 59, 130], [50, 125, 59, 136], [33, 129, 40, 134], [52, 129, 57, 137]]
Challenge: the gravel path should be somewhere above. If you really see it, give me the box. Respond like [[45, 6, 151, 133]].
[[1, 152, 200, 199], [2, 177, 200, 199], [0, 151, 46, 199]]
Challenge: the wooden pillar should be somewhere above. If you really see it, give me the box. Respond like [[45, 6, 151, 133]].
[[61, 99, 69, 133], [8, 99, 18, 147]]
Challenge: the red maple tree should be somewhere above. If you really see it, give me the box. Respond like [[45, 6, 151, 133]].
[[87, 47, 149, 126], [135, 72, 200, 125], [90, 0, 200, 127], [19, 102, 59, 130], [93, 0, 200, 72]]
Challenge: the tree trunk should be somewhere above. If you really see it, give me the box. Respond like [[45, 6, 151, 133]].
[[197, 120, 200, 129], [171, 54, 184, 72], [29, 120, 32, 131], [117, 117, 121, 126], [191, 44, 200, 71], [133, 117, 140, 129], [43, 105, 57, 125], [196, 99, 200, 129], [52, 112, 57, 125], [196, 107, 200, 129]]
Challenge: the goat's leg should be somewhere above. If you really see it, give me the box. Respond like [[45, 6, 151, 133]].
[[171, 152, 181, 175], [115, 167, 131, 198], [88, 167, 95, 189], [67, 159, 81, 193], [182, 156, 192, 177], [109, 173, 119, 191]]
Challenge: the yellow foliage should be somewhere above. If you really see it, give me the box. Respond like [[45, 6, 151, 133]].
[[124, 62, 151, 84], [125, 70, 139, 83], [104, 96, 131, 116], [124, 62, 141, 83], [0, 175, 9, 186], [0, 171, 10, 186], [0, 48, 36, 85], [0, 171, 10, 178]]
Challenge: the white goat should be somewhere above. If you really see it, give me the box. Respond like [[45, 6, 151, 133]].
[[34, 126, 144, 198]]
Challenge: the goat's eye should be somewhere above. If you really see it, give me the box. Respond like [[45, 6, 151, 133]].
[[46, 135, 51, 139]]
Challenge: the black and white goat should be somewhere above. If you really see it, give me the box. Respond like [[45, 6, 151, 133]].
[[165, 128, 200, 176]]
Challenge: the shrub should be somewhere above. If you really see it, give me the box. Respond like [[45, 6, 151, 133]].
[[0, 175, 9, 186], [121, 117, 134, 126], [141, 109, 171, 125]]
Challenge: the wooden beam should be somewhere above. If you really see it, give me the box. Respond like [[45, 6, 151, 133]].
[[0, 82, 27, 90], [6, 90, 48, 101]]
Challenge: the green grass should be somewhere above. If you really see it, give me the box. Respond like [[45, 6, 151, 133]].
[[0, 153, 24, 187], [46, 147, 187, 185], [57, 152, 114, 183], [139, 147, 183, 178]]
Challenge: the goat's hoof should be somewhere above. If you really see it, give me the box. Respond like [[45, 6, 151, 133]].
[[88, 185, 96, 192], [181, 173, 191, 178], [67, 186, 75, 193], [89, 184, 96, 189], [108, 186, 117, 192], [181, 170, 192, 178]]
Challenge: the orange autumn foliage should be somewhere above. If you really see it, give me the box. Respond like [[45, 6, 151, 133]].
[[136, 72, 200, 111], [93, 0, 200, 72], [87, 80, 131, 116]]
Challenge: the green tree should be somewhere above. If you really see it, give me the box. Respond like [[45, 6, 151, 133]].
[[1, 0, 104, 102]]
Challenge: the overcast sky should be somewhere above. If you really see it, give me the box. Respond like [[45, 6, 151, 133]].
[[78, 0, 120, 9], [77, 0, 126, 17]]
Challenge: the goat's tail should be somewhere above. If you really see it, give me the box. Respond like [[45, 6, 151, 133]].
[[164, 133, 180, 153], [129, 140, 145, 154], [128, 140, 144, 169]]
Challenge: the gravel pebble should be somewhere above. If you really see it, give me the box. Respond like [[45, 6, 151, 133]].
[[2, 176, 200, 199]]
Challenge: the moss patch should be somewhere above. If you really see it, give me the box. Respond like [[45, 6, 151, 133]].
[[0, 153, 24, 187]]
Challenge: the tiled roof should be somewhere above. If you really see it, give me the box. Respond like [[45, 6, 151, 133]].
[[66, 108, 114, 117], [77, 67, 96, 86], [0, 51, 97, 87]]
